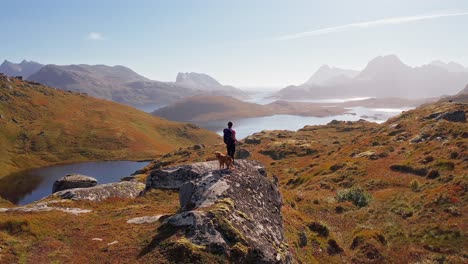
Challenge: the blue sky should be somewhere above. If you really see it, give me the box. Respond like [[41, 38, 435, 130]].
[[1, 0, 468, 87]]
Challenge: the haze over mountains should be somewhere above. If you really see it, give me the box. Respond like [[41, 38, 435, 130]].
[[0, 60, 247, 108], [277, 55, 468, 99], [2, 55, 467, 110]]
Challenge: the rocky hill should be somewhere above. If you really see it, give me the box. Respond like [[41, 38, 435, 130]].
[[277, 55, 468, 99], [152, 95, 272, 123], [0, 60, 44, 79], [27, 64, 194, 107], [0, 74, 219, 178], [25, 63, 247, 108]]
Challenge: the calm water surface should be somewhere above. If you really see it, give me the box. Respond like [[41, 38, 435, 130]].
[[210, 106, 413, 139], [0, 161, 149, 205]]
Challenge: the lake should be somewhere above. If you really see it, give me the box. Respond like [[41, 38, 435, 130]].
[[211, 106, 413, 139], [0, 161, 150, 206]]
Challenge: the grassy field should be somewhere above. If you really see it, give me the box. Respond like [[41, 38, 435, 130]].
[[0, 76, 220, 178]]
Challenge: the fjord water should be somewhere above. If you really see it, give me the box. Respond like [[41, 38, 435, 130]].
[[0, 161, 150, 205], [212, 92, 414, 139], [214, 106, 412, 139]]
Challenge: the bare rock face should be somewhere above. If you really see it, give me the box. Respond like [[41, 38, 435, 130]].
[[146, 160, 265, 190], [52, 174, 98, 193], [235, 148, 251, 159], [52, 182, 145, 201], [145, 160, 291, 263], [436, 110, 466, 122]]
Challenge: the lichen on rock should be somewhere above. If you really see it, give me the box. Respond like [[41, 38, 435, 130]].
[[144, 159, 291, 263]]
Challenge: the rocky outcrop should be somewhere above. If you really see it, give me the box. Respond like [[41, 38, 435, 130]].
[[235, 148, 251, 159], [51, 182, 145, 201], [145, 160, 291, 263], [146, 160, 266, 190], [436, 110, 466, 122], [52, 174, 98, 193]]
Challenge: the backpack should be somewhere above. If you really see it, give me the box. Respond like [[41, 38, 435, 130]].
[[223, 128, 234, 144]]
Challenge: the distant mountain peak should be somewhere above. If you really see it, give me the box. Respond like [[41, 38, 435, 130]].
[[367, 54, 406, 67], [0, 59, 44, 78], [429, 60, 467, 72], [305, 65, 358, 85], [176, 72, 222, 87]]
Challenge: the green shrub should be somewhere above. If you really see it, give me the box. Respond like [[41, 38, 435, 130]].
[[410, 180, 421, 192], [336, 186, 372, 207], [0, 219, 33, 235]]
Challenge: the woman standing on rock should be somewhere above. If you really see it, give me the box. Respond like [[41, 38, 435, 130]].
[[223, 121, 238, 163]]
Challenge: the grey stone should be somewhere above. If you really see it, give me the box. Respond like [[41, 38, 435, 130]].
[[436, 110, 466, 122], [0, 201, 91, 215], [52, 181, 145, 201], [192, 144, 205, 150], [235, 148, 251, 159], [127, 215, 164, 224], [52, 174, 97, 193], [146, 159, 266, 190], [157, 160, 291, 263], [244, 136, 261, 144], [120, 175, 136, 182]]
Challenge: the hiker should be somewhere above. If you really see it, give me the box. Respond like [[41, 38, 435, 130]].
[[223, 121, 238, 162]]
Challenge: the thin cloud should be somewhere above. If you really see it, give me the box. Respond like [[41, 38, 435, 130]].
[[277, 11, 468, 40], [87, 32, 104, 40]]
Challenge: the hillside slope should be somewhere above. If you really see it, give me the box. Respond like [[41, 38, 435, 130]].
[[0, 100, 465, 263], [147, 101, 468, 263], [0, 74, 220, 177]]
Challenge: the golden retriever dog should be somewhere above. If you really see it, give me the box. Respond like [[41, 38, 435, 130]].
[[214, 151, 233, 169]]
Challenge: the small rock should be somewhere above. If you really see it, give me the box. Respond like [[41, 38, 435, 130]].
[[53, 174, 98, 193], [92, 238, 103, 241], [107, 241, 118, 246], [244, 137, 261, 144], [354, 151, 378, 160], [127, 215, 164, 224], [427, 170, 440, 179], [298, 230, 308, 247], [52, 181, 145, 201], [192, 144, 205, 150], [327, 239, 344, 255], [444, 207, 461, 216], [389, 123, 402, 129], [120, 175, 136, 182]]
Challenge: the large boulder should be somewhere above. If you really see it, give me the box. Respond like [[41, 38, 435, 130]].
[[147, 160, 291, 263], [51, 182, 145, 201], [436, 110, 466, 122], [146, 159, 265, 190], [235, 148, 251, 159], [52, 174, 97, 193]]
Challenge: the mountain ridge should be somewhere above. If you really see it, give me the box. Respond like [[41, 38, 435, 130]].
[[277, 55, 468, 99]]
